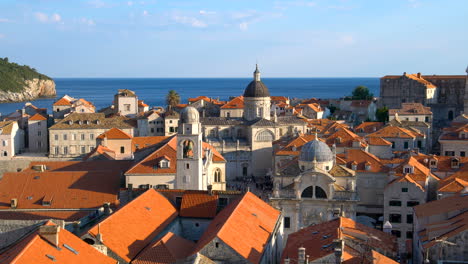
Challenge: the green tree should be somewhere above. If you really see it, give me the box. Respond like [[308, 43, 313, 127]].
[[351, 85, 374, 100], [166, 90, 180, 112], [376, 107, 389, 123]]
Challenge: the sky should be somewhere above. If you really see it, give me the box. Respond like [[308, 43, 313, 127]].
[[0, 0, 467, 78]]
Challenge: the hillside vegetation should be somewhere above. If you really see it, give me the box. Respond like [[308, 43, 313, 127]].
[[0, 57, 52, 92]]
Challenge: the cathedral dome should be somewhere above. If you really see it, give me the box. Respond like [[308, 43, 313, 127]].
[[243, 81, 270, 98], [180, 106, 199, 123], [243, 64, 270, 98], [299, 138, 334, 163]]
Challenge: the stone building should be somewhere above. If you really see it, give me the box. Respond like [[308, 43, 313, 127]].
[[200, 65, 307, 180], [0, 120, 24, 159], [380, 70, 467, 128], [270, 137, 358, 239], [52, 95, 95, 120], [413, 194, 468, 264], [114, 89, 138, 117], [49, 113, 134, 158], [27, 113, 48, 153]]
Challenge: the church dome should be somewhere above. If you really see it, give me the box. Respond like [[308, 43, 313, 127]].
[[243, 64, 270, 98], [180, 106, 199, 123], [299, 138, 334, 162], [243, 81, 270, 97]]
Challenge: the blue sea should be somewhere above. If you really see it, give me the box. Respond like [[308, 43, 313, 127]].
[[0, 78, 379, 115]]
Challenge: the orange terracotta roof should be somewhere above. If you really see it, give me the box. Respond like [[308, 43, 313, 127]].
[[0, 222, 116, 264], [221, 96, 244, 109], [188, 96, 211, 102], [387, 174, 425, 191], [138, 100, 149, 107], [88, 189, 178, 263], [281, 217, 397, 263], [270, 96, 288, 102], [405, 73, 437, 88], [0, 211, 91, 221], [366, 137, 392, 146], [83, 145, 116, 161], [389, 103, 432, 116], [74, 98, 94, 107], [325, 127, 366, 148], [275, 134, 318, 156], [53, 97, 72, 106], [414, 193, 468, 218], [29, 113, 47, 121], [193, 192, 280, 264], [25, 160, 133, 173], [306, 103, 322, 112], [0, 171, 120, 211], [338, 149, 388, 173], [127, 136, 225, 175], [132, 232, 195, 264], [354, 122, 384, 134], [132, 136, 169, 152], [97, 127, 133, 140], [438, 168, 468, 193], [180, 191, 219, 218], [367, 125, 423, 139], [392, 156, 437, 184]]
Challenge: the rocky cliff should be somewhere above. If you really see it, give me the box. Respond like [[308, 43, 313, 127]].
[[0, 78, 56, 103]]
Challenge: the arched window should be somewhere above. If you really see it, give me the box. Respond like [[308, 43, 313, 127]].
[[301, 186, 314, 198], [182, 140, 194, 158], [214, 168, 222, 183], [256, 130, 273, 142], [315, 186, 327, 199]]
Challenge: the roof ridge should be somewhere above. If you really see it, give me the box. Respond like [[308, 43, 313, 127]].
[[8, 233, 40, 264], [126, 136, 175, 173]]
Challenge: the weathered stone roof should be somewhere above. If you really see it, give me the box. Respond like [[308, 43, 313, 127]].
[[50, 112, 134, 130], [0, 121, 15, 135], [200, 117, 244, 126], [243, 81, 270, 97]]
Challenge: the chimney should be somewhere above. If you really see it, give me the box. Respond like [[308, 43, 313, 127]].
[[333, 239, 344, 264], [207, 185, 213, 196], [103, 202, 112, 215], [10, 198, 17, 209], [39, 225, 60, 247], [298, 247, 306, 264], [96, 223, 104, 243], [417, 72, 421, 78]]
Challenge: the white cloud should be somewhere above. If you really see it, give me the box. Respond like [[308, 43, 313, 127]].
[[172, 15, 207, 28], [35, 12, 49, 23], [199, 10, 216, 15], [51, 13, 61, 23], [340, 35, 356, 45], [80, 18, 96, 26], [239, 22, 248, 31]]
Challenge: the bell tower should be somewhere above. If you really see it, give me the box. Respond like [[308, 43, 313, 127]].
[[175, 107, 205, 190]]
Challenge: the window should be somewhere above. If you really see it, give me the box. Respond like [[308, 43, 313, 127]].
[[150, 128, 154, 133], [81, 146, 86, 153], [407, 201, 419, 207], [120, 146, 125, 154], [391, 141, 395, 149], [63, 146, 68, 155], [36, 130, 41, 136], [218, 197, 228, 208], [391, 230, 401, 238], [124, 104, 131, 111], [54, 146, 59, 154], [89, 146, 94, 152], [3, 151, 7, 156], [81, 134, 85, 140], [402, 187, 408, 193], [256, 130, 273, 142], [160, 160, 169, 168], [404, 141, 409, 149], [390, 214, 401, 223], [415, 117, 419, 122], [445, 151, 455, 156], [226, 112, 230, 118], [404, 167, 412, 174], [215, 242, 219, 248], [214, 169, 222, 183], [284, 217, 291, 228], [54, 134, 58, 141], [389, 200, 402, 206], [169, 127, 175, 133], [425, 116, 429, 122], [417, 140, 422, 148], [461, 151, 466, 157], [406, 231, 413, 239], [186, 163, 190, 169], [90, 134, 94, 140], [63, 134, 67, 140], [407, 214, 413, 224]]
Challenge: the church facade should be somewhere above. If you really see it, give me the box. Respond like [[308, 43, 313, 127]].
[[269, 137, 358, 238], [200, 65, 308, 180]]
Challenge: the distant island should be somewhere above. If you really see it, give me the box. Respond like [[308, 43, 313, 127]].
[[0, 57, 56, 103]]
